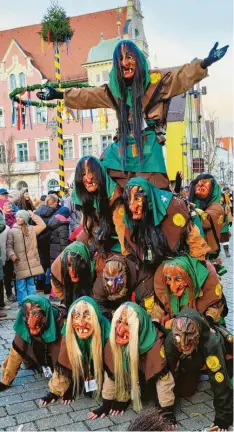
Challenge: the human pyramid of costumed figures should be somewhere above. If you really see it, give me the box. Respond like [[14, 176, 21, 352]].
[[0, 40, 233, 431]]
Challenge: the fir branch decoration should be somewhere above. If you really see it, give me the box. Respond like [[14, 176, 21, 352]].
[[39, 1, 74, 44], [9, 81, 93, 107]]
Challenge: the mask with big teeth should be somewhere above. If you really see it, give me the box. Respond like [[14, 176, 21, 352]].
[[162, 264, 191, 297], [115, 307, 130, 345], [120, 44, 136, 79], [24, 303, 46, 336], [82, 159, 99, 193], [71, 302, 94, 340], [172, 316, 200, 356], [194, 179, 212, 199], [103, 259, 128, 300], [127, 185, 145, 220]]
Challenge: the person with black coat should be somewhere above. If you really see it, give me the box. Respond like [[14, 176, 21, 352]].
[[48, 207, 70, 265], [35, 194, 58, 293]]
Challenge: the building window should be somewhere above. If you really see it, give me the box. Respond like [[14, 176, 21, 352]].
[[17, 181, 28, 190], [37, 140, 49, 161], [81, 136, 92, 156], [48, 179, 59, 191], [64, 138, 74, 159], [0, 108, 4, 127], [102, 71, 109, 83], [16, 143, 28, 162], [82, 110, 91, 118], [18, 72, 26, 87], [35, 107, 47, 123], [0, 144, 6, 163], [9, 74, 16, 90], [100, 135, 112, 152]]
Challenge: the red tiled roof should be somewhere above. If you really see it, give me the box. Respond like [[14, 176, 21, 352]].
[[0, 7, 127, 82]]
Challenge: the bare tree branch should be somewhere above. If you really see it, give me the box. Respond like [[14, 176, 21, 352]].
[[0, 135, 21, 189]]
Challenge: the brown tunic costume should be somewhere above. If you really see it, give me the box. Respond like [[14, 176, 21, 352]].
[[201, 203, 224, 253], [154, 260, 224, 322], [64, 61, 208, 189]]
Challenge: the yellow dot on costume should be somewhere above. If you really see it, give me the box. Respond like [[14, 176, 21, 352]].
[[150, 72, 162, 84], [215, 283, 222, 297], [144, 296, 155, 313], [206, 356, 221, 372], [199, 290, 203, 297], [215, 372, 224, 383], [161, 373, 169, 381], [118, 207, 124, 216], [173, 213, 186, 227], [201, 212, 208, 220], [160, 346, 166, 359], [218, 215, 224, 224]]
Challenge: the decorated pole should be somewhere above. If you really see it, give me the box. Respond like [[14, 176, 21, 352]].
[[54, 43, 65, 195], [40, 1, 74, 196]]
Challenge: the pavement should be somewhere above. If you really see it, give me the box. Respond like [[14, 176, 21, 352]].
[[0, 236, 233, 432]]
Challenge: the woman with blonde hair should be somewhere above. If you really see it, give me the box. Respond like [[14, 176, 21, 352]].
[[39, 296, 110, 406], [89, 302, 176, 425]]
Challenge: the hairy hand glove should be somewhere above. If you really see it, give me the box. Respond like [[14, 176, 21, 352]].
[[61, 384, 74, 403], [0, 382, 9, 392], [36, 87, 63, 101], [111, 400, 129, 412], [201, 42, 229, 69], [90, 398, 113, 417]]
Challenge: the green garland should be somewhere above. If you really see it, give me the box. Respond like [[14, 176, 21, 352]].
[[9, 81, 93, 108]]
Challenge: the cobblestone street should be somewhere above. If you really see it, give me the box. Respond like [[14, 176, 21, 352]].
[[0, 237, 233, 432]]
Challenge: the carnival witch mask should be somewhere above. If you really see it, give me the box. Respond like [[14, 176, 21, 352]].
[[172, 316, 200, 356], [24, 303, 46, 336], [120, 44, 137, 80], [67, 253, 80, 283], [103, 258, 128, 300], [115, 306, 130, 346], [195, 179, 212, 199], [127, 185, 146, 220], [71, 302, 94, 340], [82, 159, 99, 193], [162, 264, 192, 297]]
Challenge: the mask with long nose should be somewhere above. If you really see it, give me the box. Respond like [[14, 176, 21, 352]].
[[127, 186, 146, 220], [24, 303, 46, 336], [71, 302, 94, 340], [194, 179, 212, 199], [172, 316, 200, 356], [115, 307, 130, 345], [103, 259, 128, 300], [82, 159, 99, 193], [162, 264, 191, 297], [120, 44, 137, 80]]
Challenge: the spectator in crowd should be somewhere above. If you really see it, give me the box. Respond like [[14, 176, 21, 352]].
[[0, 211, 7, 318], [6, 210, 46, 306], [48, 207, 70, 265], [0, 188, 9, 200], [64, 195, 82, 235], [15, 188, 34, 211], [35, 194, 58, 293], [40, 194, 47, 202], [0, 199, 16, 228], [0, 212, 16, 303]]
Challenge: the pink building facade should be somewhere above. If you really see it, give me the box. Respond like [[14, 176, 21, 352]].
[[0, 1, 148, 196]]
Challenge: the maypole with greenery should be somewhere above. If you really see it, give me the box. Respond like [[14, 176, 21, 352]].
[[40, 1, 74, 196]]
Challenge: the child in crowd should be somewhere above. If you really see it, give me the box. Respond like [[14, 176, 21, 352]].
[[6, 210, 46, 306]]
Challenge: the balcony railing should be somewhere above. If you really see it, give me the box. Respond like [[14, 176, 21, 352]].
[[11, 160, 39, 175]]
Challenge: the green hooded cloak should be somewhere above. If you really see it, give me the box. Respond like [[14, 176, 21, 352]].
[[62, 296, 110, 361], [123, 301, 157, 355], [61, 241, 95, 281], [71, 156, 117, 211], [108, 41, 151, 108], [195, 177, 221, 208], [124, 177, 172, 229], [162, 255, 209, 316], [13, 295, 59, 344]]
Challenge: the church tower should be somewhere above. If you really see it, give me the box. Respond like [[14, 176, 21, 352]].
[[123, 0, 149, 57]]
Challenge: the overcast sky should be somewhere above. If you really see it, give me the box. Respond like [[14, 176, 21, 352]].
[[0, 0, 233, 136]]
